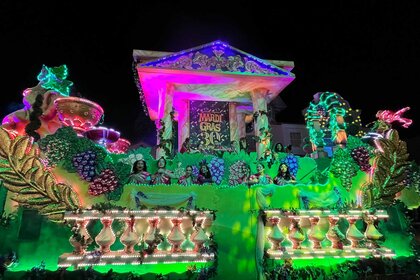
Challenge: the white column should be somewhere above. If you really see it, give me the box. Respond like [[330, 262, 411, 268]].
[[156, 83, 174, 159], [251, 88, 270, 159], [237, 112, 246, 139], [229, 102, 239, 152], [177, 100, 190, 152]]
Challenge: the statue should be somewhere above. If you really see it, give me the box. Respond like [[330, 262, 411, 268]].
[[1, 65, 73, 140]]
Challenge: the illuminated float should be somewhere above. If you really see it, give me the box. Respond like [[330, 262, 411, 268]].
[[0, 41, 419, 279]]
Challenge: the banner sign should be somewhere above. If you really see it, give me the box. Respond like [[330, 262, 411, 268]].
[[190, 101, 230, 150]]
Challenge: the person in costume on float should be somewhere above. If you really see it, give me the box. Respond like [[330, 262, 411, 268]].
[[177, 165, 196, 186], [196, 161, 213, 185], [274, 163, 296, 185], [249, 162, 273, 185], [262, 148, 274, 167], [151, 157, 176, 185], [238, 163, 251, 185], [128, 160, 151, 184], [180, 137, 192, 153], [272, 142, 285, 161], [239, 137, 249, 153]]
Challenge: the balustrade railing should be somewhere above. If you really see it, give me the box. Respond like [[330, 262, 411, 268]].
[[58, 210, 215, 268], [264, 209, 395, 260]]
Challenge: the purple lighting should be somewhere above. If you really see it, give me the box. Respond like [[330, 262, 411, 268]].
[[141, 41, 290, 76]]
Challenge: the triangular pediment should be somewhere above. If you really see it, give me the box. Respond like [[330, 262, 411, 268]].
[[139, 41, 292, 76]]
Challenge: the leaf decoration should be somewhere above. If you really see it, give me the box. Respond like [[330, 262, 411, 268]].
[[0, 128, 80, 222], [371, 129, 410, 207]]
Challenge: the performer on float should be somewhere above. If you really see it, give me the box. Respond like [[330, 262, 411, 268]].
[[262, 148, 274, 168], [238, 163, 251, 185], [272, 142, 284, 162], [239, 137, 249, 153], [177, 165, 196, 186], [128, 160, 151, 185], [196, 161, 213, 185], [180, 137, 191, 153], [274, 163, 296, 185], [151, 157, 176, 185], [249, 163, 273, 185]]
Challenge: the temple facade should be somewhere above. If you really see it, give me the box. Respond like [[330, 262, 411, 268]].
[[133, 41, 295, 158]]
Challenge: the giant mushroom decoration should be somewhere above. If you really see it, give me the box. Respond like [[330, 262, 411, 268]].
[[106, 138, 131, 154], [54, 97, 104, 136], [84, 126, 120, 146]]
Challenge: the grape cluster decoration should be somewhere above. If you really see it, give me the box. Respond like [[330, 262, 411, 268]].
[[330, 149, 358, 191], [72, 150, 97, 182], [88, 169, 119, 196], [350, 147, 371, 172], [39, 138, 71, 166], [281, 154, 299, 177], [192, 165, 199, 178], [208, 157, 225, 185], [229, 160, 248, 186]]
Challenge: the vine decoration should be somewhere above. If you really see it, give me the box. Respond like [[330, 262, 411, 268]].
[[0, 128, 80, 222], [252, 110, 272, 155], [156, 110, 175, 158], [253, 110, 268, 122], [366, 129, 410, 207], [305, 92, 359, 151]]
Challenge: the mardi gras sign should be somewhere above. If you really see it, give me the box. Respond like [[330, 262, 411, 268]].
[[190, 101, 230, 149]]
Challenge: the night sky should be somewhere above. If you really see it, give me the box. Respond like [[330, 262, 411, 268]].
[[1, 1, 420, 148]]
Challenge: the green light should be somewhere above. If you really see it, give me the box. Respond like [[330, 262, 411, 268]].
[[37, 64, 73, 96]]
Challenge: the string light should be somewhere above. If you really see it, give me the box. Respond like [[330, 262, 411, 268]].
[[60, 253, 215, 268], [64, 210, 213, 221], [267, 247, 395, 260]]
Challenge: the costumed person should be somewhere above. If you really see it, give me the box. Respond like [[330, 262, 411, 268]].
[[196, 161, 213, 185], [238, 163, 251, 185], [285, 144, 293, 154], [249, 163, 273, 185], [274, 163, 296, 185], [180, 137, 191, 153], [128, 160, 151, 185], [273, 142, 285, 153], [262, 148, 274, 167], [177, 165, 196, 186], [272, 142, 284, 161], [151, 157, 176, 185], [239, 137, 248, 153], [230, 140, 239, 154]]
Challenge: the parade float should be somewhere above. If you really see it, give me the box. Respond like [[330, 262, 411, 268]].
[[0, 41, 419, 279]]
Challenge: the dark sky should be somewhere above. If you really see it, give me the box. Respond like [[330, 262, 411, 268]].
[[1, 1, 420, 146]]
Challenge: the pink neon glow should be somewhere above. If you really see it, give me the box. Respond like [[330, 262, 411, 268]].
[[136, 68, 294, 120], [376, 107, 413, 128]]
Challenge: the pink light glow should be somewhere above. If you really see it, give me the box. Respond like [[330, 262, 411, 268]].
[[376, 107, 413, 128], [136, 67, 294, 120]]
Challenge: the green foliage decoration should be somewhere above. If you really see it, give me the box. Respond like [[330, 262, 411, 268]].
[[330, 148, 359, 190], [369, 129, 410, 207], [39, 127, 108, 172], [0, 128, 80, 222]]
